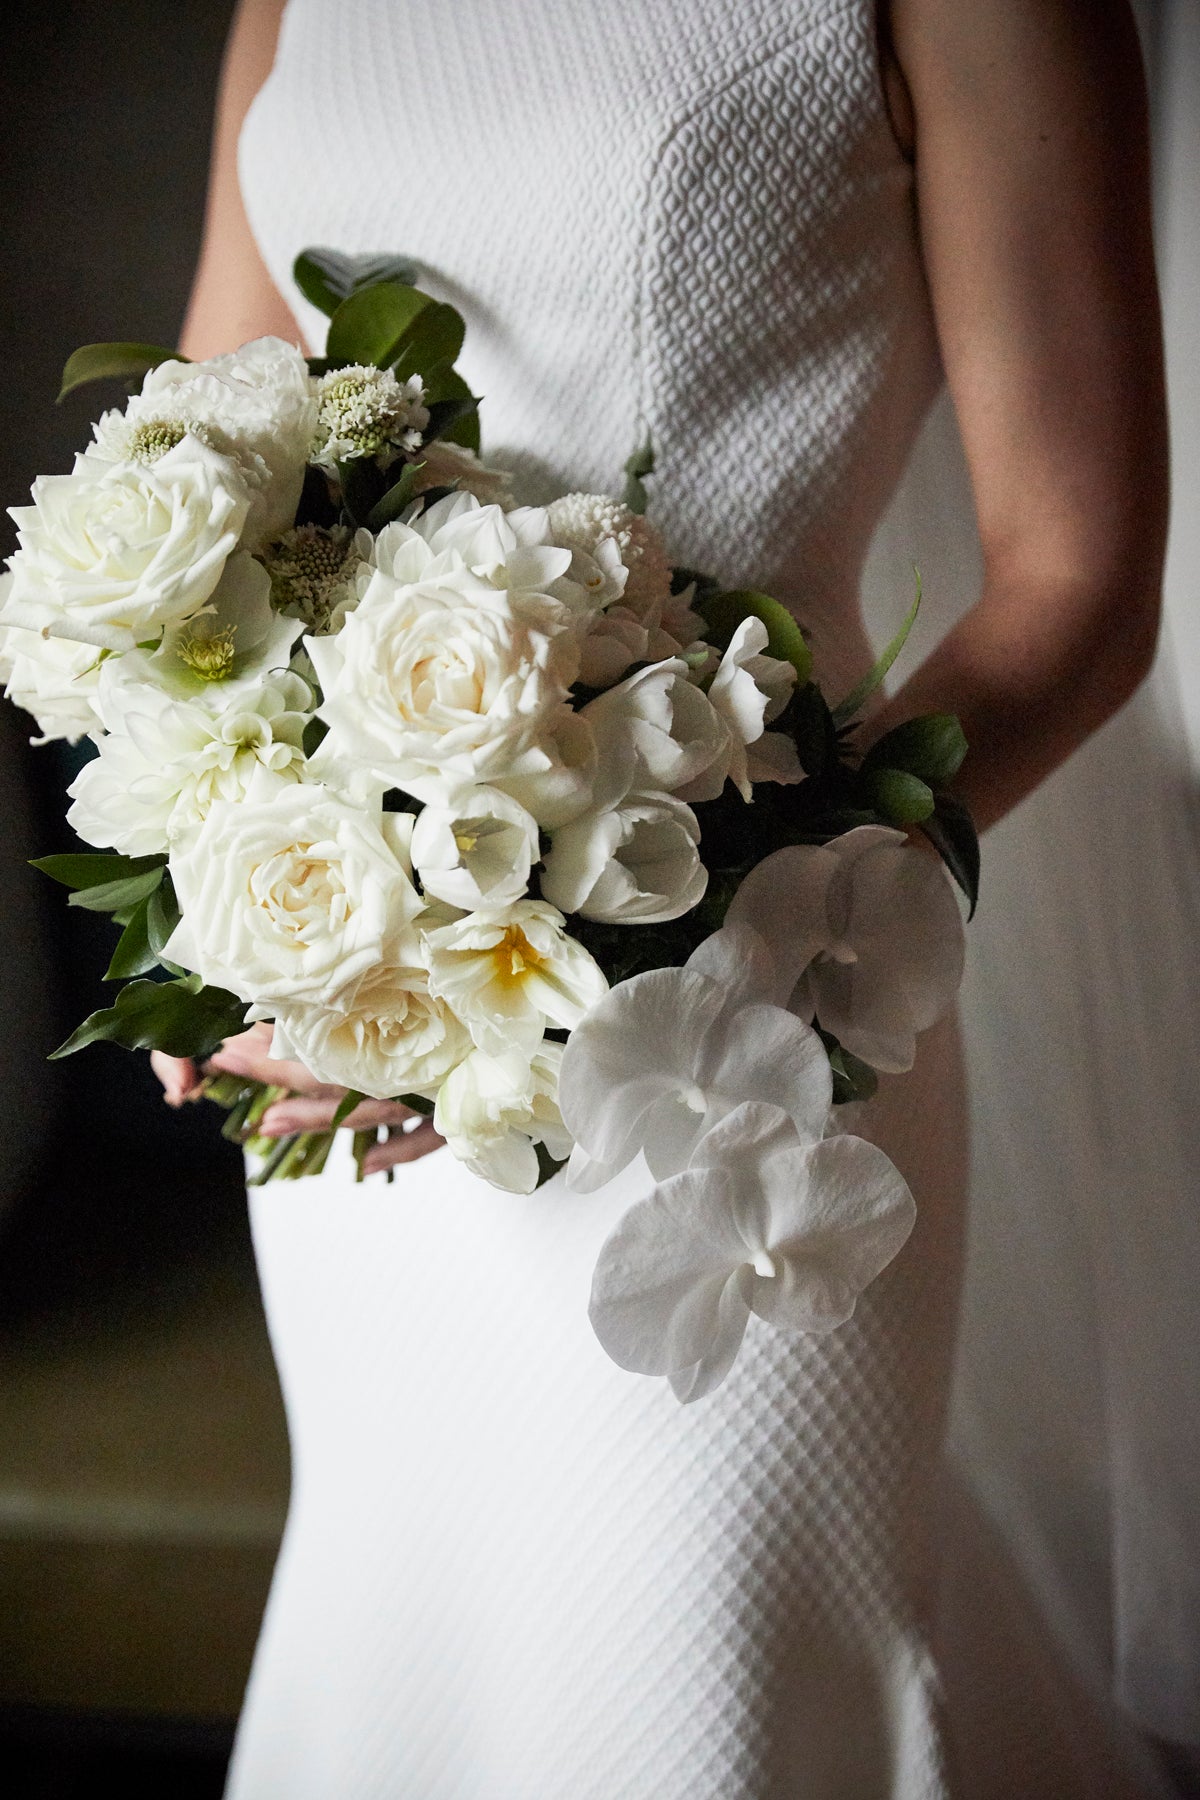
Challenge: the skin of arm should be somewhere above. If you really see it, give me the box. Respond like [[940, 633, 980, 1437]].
[[873, 0, 1168, 830], [158, 0, 1168, 1153]]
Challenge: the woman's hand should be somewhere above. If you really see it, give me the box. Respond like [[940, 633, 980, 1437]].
[[152, 1024, 444, 1175]]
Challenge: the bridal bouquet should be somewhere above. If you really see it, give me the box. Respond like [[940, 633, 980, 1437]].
[[1, 250, 977, 1399]]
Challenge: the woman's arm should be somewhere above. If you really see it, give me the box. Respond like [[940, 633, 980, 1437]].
[[177, 0, 300, 361], [874, 0, 1168, 831]]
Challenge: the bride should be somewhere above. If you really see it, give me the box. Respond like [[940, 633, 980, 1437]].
[[157, 0, 1171, 1793]]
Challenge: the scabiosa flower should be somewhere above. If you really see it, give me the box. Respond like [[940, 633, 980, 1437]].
[[311, 365, 429, 468], [260, 523, 362, 635]]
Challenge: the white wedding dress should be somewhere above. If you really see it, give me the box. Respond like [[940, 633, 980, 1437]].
[[227, 3, 1173, 1794]]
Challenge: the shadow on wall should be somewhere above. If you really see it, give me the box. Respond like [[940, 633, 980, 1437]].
[[0, 0, 239, 1219]]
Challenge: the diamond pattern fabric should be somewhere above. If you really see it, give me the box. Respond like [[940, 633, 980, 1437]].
[[230, 2, 965, 1793]]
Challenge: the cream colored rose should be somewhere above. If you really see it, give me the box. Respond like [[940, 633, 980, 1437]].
[[2, 439, 249, 652], [272, 961, 471, 1100], [163, 785, 422, 1009]]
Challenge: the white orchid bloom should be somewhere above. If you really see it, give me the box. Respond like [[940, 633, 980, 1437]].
[[679, 617, 801, 802], [540, 789, 707, 924], [423, 899, 608, 1055], [410, 785, 540, 911], [727, 826, 966, 1073], [435, 1041, 572, 1195], [558, 923, 831, 1192], [588, 1100, 916, 1402]]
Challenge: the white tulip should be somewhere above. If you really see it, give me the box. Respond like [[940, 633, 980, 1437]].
[[423, 899, 607, 1055], [410, 785, 540, 910], [435, 1041, 571, 1195], [2, 438, 249, 652], [678, 617, 801, 802], [164, 784, 422, 1009], [588, 1100, 915, 1402], [582, 657, 728, 797], [540, 790, 707, 924]]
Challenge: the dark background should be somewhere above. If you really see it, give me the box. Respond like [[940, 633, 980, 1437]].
[[0, 6, 290, 1796]]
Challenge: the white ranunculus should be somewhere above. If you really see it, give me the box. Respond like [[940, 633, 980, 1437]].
[[559, 922, 830, 1191], [540, 790, 707, 924], [410, 785, 539, 910], [423, 899, 608, 1055], [272, 960, 471, 1101], [2, 438, 249, 652], [726, 826, 966, 1073], [434, 1041, 571, 1194], [113, 337, 318, 545], [307, 512, 579, 802], [583, 657, 728, 797], [67, 672, 311, 855], [97, 554, 302, 722], [678, 618, 801, 802], [0, 571, 103, 742], [588, 1100, 916, 1402], [163, 784, 422, 1008]]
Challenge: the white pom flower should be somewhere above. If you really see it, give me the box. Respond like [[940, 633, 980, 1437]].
[[1, 439, 249, 653], [272, 960, 470, 1101], [540, 790, 707, 924], [726, 826, 966, 1073], [163, 785, 422, 1009], [67, 673, 311, 856], [546, 493, 673, 614], [410, 785, 540, 910], [0, 574, 103, 743], [435, 1041, 572, 1194], [588, 1100, 915, 1402], [558, 923, 831, 1192], [311, 364, 429, 469], [423, 899, 608, 1055]]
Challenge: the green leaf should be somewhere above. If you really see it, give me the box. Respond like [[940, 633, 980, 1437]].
[[697, 588, 813, 685], [331, 1089, 365, 1129], [57, 342, 183, 404], [623, 437, 655, 515], [861, 713, 967, 787], [422, 366, 481, 452], [535, 1141, 569, 1188], [396, 1092, 435, 1117], [103, 896, 160, 980], [920, 792, 981, 918], [824, 1038, 879, 1106], [67, 864, 165, 914], [293, 248, 421, 318], [366, 461, 426, 532], [49, 978, 247, 1061], [146, 876, 181, 957], [326, 282, 431, 369], [31, 852, 165, 892], [421, 393, 481, 446], [831, 570, 922, 724], [337, 456, 389, 528], [865, 767, 936, 825], [392, 302, 466, 381]]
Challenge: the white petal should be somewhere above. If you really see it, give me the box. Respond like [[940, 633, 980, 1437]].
[[700, 1002, 832, 1143], [668, 1270, 754, 1402], [725, 844, 841, 998]]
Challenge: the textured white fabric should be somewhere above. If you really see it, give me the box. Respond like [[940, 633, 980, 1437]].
[[229, 3, 1170, 1793]]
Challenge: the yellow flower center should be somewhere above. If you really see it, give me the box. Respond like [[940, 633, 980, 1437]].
[[178, 624, 237, 682], [492, 925, 543, 986]]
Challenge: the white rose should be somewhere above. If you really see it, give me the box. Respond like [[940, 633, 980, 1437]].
[[67, 673, 311, 855], [97, 554, 302, 721], [0, 572, 103, 743], [163, 784, 422, 1008], [272, 960, 471, 1101], [423, 899, 607, 1054], [307, 523, 578, 803], [1, 438, 249, 652], [540, 790, 707, 924], [434, 1041, 571, 1194], [678, 618, 801, 802], [120, 337, 318, 545], [410, 785, 540, 910]]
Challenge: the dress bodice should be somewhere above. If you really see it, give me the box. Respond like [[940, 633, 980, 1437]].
[[239, 0, 941, 691]]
